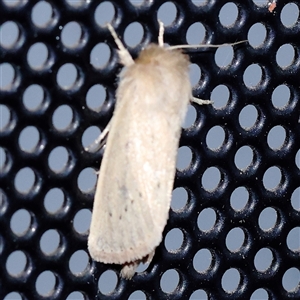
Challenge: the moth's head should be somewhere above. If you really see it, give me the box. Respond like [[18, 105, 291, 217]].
[[135, 44, 189, 69], [135, 44, 167, 64]]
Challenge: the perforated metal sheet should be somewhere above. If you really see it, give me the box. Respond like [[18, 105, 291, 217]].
[[1, 0, 300, 299]]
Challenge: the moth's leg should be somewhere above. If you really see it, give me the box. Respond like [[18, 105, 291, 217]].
[[158, 20, 164, 47], [143, 250, 155, 264], [107, 23, 134, 67], [191, 96, 213, 105], [120, 251, 155, 280], [84, 121, 111, 153], [120, 261, 139, 280]]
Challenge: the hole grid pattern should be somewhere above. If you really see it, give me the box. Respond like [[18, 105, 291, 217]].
[[1, 0, 300, 299]]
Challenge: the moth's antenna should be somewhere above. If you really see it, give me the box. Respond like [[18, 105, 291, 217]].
[[158, 20, 164, 47], [168, 40, 247, 51], [107, 23, 134, 66]]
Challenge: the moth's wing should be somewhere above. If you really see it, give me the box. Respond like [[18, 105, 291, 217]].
[[88, 48, 191, 265]]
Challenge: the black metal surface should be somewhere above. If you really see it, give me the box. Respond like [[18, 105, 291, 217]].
[[1, 0, 300, 299]]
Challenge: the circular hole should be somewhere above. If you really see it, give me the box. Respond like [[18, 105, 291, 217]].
[[0, 234, 3, 253], [254, 248, 273, 272], [73, 209, 91, 234], [271, 84, 290, 109], [276, 44, 295, 69], [287, 227, 300, 252], [18, 126, 40, 153], [263, 166, 282, 191], [239, 104, 258, 130], [135, 261, 149, 275], [82, 126, 101, 150], [252, 0, 268, 7], [0, 189, 8, 215], [44, 188, 65, 214], [221, 268, 241, 293], [0, 21, 21, 49], [69, 250, 89, 275], [160, 269, 179, 293], [86, 84, 106, 112], [281, 3, 299, 28], [0, 105, 11, 131], [10, 209, 32, 236], [6, 250, 27, 277], [250, 288, 269, 300], [61, 21, 83, 49], [282, 268, 300, 292], [40, 229, 60, 255], [52, 105, 73, 131], [171, 187, 188, 211], [65, 0, 86, 8], [190, 289, 208, 300], [90, 43, 111, 69], [129, 0, 145, 6], [165, 228, 184, 252], [3, 0, 24, 7], [206, 125, 225, 150], [230, 186, 249, 211], [219, 2, 239, 27], [0, 63, 18, 91], [182, 105, 197, 128], [243, 64, 263, 89], [94, 2, 115, 27], [226, 227, 245, 252], [0, 147, 6, 171], [23, 84, 47, 112], [14, 167, 36, 194], [211, 85, 230, 109], [193, 249, 212, 272], [56, 63, 81, 91], [258, 207, 277, 231], [291, 187, 300, 211], [48, 146, 71, 173], [0, 147, 11, 175], [77, 167, 97, 193], [234, 146, 254, 171], [124, 22, 144, 48], [189, 63, 201, 87], [128, 291, 146, 300], [4, 292, 23, 300], [157, 2, 178, 26], [66, 292, 85, 300], [98, 270, 118, 295], [215, 45, 234, 68], [296, 149, 300, 169], [27, 42, 49, 70], [248, 23, 267, 48], [176, 146, 193, 171], [197, 208, 216, 231], [267, 125, 286, 150], [31, 1, 54, 28], [201, 167, 221, 192], [186, 22, 205, 45], [35, 270, 57, 297]]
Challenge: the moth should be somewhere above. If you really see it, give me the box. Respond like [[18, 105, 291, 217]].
[[88, 21, 245, 279]]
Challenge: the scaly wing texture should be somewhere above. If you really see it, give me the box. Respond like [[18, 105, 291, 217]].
[[88, 46, 191, 265]]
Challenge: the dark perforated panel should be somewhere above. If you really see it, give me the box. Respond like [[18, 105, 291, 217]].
[[1, 0, 300, 299]]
